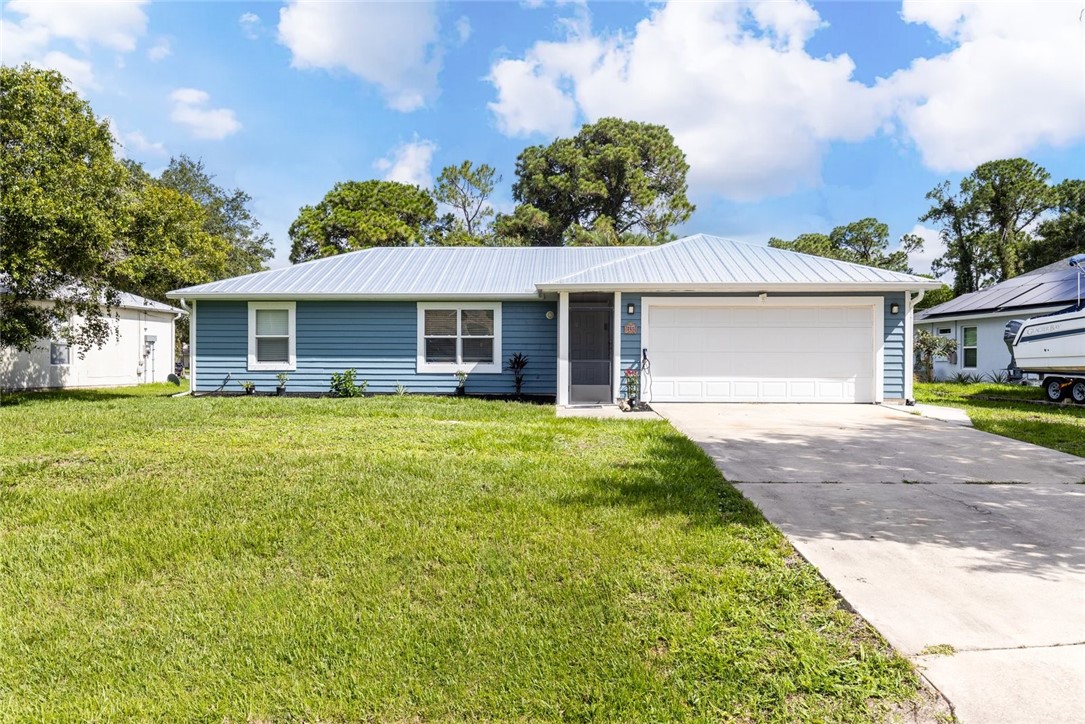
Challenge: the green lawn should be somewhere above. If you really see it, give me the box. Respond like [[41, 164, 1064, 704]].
[[916, 382, 1085, 458], [1, 385, 919, 721]]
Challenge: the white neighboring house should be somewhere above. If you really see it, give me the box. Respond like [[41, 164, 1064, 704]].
[[915, 258, 1083, 380], [0, 292, 184, 391]]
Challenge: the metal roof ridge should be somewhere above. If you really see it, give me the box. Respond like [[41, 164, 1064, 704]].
[[537, 236, 698, 285]]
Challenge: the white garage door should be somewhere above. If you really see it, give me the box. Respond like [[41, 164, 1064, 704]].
[[644, 301, 878, 403]]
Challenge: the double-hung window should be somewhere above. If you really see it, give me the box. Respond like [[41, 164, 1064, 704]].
[[417, 303, 502, 373], [248, 302, 296, 371], [962, 326, 978, 368]]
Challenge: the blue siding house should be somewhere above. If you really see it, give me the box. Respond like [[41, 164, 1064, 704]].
[[168, 235, 938, 405]]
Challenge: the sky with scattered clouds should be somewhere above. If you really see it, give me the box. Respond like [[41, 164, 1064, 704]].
[[3, 0, 1083, 273]]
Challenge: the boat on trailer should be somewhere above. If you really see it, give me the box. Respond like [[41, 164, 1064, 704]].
[[1004, 254, 1085, 403]]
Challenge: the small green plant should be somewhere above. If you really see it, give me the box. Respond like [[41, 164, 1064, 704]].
[[455, 369, 468, 395], [952, 372, 981, 384], [330, 369, 367, 398], [914, 329, 958, 383], [276, 373, 289, 386], [239, 380, 256, 394], [505, 353, 529, 396], [395, 382, 408, 396], [984, 369, 1010, 384]]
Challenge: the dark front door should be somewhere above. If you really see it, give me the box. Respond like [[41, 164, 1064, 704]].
[[570, 308, 612, 403]]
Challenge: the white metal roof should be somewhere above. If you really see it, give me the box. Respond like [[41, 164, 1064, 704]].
[[167, 235, 938, 300], [0, 282, 183, 314], [538, 235, 939, 291]]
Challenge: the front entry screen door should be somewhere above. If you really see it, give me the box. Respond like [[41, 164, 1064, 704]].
[[570, 309, 612, 403]]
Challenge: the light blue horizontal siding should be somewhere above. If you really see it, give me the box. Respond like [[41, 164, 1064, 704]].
[[194, 300, 557, 395], [882, 291, 906, 399]]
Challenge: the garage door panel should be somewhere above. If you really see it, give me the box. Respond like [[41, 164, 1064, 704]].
[[646, 302, 877, 403]]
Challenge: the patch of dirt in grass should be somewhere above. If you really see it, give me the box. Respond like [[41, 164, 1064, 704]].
[[877, 681, 956, 723]]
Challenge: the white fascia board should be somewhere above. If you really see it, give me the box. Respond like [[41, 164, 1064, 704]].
[[164, 292, 542, 302]]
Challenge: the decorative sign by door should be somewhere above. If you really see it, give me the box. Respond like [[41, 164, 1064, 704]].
[[623, 321, 639, 335]]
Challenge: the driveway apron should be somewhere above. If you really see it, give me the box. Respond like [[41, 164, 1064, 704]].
[[653, 403, 1085, 724]]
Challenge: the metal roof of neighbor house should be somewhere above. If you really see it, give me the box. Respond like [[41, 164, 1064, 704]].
[[0, 282, 183, 314], [917, 257, 1085, 321], [167, 234, 938, 300]]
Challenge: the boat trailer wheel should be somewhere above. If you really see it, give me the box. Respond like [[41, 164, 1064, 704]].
[[1072, 380, 1085, 404], [1045, 378, 1067, 402]]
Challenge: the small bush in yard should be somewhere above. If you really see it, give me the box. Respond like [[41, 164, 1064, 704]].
[[330, 368, 367, 397]]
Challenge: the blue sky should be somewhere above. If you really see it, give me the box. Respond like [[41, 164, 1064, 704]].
[[4, 1, 1084, 274]]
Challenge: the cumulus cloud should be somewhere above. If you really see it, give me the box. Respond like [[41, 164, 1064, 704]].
[[2, 0, 148, 89], [375, 138, 438, 188], [239, 12, 262, 40], [488, 0, 1085, 201], [278, 1, 442, 112], [4, 0, 148, 53], [884, 1, 1085, 171], [147, 37, 171, 62], [903, 223, 949, 279], [39, 51, 97, 91], [488, 1, 887, 200], [169, 88, 242, 140]]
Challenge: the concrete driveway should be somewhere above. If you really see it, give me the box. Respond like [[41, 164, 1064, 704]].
[[654, 403, 1085, 724]]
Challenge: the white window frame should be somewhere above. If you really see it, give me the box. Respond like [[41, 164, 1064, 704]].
[[417, 302, 502, 374], [248, 301, 296, 371], [961, 325, 978, 369]]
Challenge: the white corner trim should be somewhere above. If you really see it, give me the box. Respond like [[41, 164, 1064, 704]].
[[247, 301, 297, 372], [612, 291, 622, 402], [416, 301, 503, 374], [556, 292, 569, 406]]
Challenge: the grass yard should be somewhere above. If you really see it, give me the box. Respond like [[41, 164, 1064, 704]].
[[1, 385, 920, 721], [916, 382, 1085, 458]]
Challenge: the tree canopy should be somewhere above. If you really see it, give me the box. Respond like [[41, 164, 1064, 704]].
[[920, 159, 1077, 295], [502, 118, 694, 246], [1, 65, 128, 353], [432, 161, 498, 245], [288, 180, 438, 263], [158, 155, 274, 277], [1, 65, 274, 354], [768, 218, 923, 273]]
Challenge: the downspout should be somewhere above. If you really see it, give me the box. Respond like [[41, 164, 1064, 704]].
[[905, 290, 926, 404]]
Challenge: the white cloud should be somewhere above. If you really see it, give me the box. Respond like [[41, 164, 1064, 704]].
[[277, 1, 442, 112], [169, 88, 242, 140], [38, 51, 97, 91], [5, 0, 148, 53], [239, 12, 262, 40], [904, 223, 951, 280], [125, 130, 167, 156], [455, 16, 472, 45], [375, 138, 438, 188], [884, 1, 1085, 171], [487, 1, 887, 200], [147, 37, 171, 62], [2, 0, 148, 91]]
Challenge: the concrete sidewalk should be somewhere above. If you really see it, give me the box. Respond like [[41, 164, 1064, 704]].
[[654, 403, 1085, 724]]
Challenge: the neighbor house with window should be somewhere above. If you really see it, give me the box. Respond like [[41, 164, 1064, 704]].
[[915, 257, 1084, 380], [0, 292, 182, 391], [167, 234, 939, 404]]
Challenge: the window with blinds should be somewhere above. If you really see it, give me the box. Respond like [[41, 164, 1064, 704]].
[[248, 302, 296, 371]]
